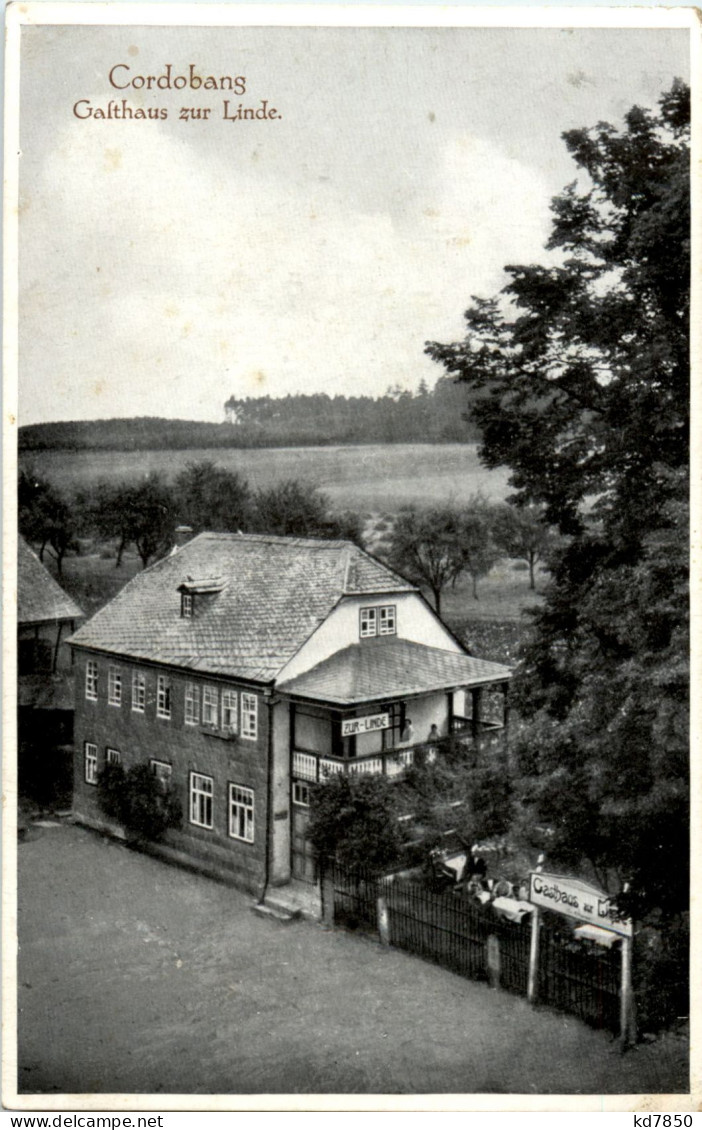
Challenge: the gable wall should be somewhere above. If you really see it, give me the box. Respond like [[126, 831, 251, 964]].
[[277, 590, 463, 684]]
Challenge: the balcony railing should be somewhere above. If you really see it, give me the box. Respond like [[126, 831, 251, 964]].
[[292, 720, 505, 783]]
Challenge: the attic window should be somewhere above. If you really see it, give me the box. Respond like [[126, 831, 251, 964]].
[[178, 575, 225, 617]]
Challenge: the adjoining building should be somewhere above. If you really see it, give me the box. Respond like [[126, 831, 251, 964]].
[[18, 535, 84, 802], [69, 532, 511, 893]]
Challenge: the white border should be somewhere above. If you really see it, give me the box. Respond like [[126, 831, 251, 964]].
[[3, 3, 700, 1113]]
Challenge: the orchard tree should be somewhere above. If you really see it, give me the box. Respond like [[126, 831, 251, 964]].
[[18, 467, 77, 577], [388, 505, 467, 616], [493, 504, 558, 590], [252, 478, 361, 542], [127, 474, 176, 568], [173, 460, 252, 534], [426, 82, 690, 922], [388, 502, 497, 613]]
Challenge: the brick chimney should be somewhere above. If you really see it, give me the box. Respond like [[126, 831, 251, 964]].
[[173, 525, 194, 551]]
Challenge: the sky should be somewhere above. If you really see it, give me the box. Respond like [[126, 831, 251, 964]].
[[17, 22, 689, 425]]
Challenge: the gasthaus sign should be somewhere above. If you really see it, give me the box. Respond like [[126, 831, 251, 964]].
[[341, 712, 391, 737], [529, 872, 633, 937]]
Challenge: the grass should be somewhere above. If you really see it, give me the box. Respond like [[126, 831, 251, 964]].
[[58, 551, 143, 619], [24, 442, 512, 513]]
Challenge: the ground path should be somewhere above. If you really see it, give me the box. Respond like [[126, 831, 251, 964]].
[[17, 823, 687, 1097]]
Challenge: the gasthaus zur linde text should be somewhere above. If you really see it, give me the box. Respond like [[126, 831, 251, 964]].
[[72, 64, 281, 121]]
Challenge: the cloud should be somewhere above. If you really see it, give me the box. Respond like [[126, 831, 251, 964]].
[[20, 114, 553, 423]]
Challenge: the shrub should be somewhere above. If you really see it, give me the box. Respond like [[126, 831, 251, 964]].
[[97, 761, 127, 821], [307, 774, 404, 872], [97, 762, 182, 844]]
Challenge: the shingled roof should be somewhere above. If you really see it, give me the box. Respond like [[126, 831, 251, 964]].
[[18, 537, 83, 626], [68, 532, 415, 682], [277, 639, 512, 705]]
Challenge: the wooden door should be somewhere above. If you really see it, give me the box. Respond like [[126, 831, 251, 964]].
[[291, 779, 316, 883]]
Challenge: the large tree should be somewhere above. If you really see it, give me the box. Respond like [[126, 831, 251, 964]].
[[426, 82, 689, 923]]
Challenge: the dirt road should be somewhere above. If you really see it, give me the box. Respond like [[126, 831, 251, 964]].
[[16, 822, 687, 1097]]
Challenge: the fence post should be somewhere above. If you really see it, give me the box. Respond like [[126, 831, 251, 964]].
[[527, 905, 540, 1004], [321, 865, 335, 927], [377, 893, 390, 946], [486, 934, 501, 989]]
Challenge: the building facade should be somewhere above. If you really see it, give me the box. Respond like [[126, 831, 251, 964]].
[[70, 533, 511, 894]]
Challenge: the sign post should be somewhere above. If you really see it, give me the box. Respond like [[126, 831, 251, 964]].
[[527, 904, 540, 1004], [619, 932, 635, 1050], [528, 871, 634, 1041]]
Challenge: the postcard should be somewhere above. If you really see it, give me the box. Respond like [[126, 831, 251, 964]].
[[3, 3, 699, 1113]]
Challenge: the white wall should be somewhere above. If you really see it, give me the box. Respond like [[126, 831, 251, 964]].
[[278, 591, 463, 684]]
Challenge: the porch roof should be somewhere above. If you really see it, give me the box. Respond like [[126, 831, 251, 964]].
[[276, 639, 512, 705]]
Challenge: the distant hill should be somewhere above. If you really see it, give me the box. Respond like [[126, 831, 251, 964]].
[[20, 381, 482, 451]]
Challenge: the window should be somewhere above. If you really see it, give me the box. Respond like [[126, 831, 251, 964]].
[[360, 606, 377, 638], [85, 660, 98, 701], [185, 683, 200, 726], [151, 760, 172, 794], [108, 666, 122, 706], [132, 670, 146, 713], [292, 780, 310, 807], [190, 772, 213, 828], [241, 693, 258, 740], [202, 685, 218, 727], [360, 605, 396, 638], [106, 747, 121, 765], [379, 605, 396, 636], [84, 742, 98, 784], [181, 593, 193, 618], [221, 689, 238, 733], [229, 784, 254, 842], [157, 675, 171, 719]]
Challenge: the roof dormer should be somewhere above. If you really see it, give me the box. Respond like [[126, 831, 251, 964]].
[[177, 576, 225, 618]]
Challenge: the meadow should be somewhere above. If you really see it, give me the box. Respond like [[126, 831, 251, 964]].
[[31, 441, 540, 663], [25, 442, 512, 513]]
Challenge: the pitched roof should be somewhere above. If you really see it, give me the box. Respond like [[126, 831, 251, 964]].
[[68, 532, 415, 682], [277, 638, 512, 705], [17, 537, 83, 625]]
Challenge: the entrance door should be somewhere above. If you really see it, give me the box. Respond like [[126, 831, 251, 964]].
[[291, 779, 316, 883]]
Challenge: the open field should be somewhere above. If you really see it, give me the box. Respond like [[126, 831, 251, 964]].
[[16, 820, 688, 1097], [24, 442, 512, 513]]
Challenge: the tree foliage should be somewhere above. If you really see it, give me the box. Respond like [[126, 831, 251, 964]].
[[492, 504, 559, 590], [19, 467, 77, 576], [306, 774, 404, 871], [387, 501, 498, 613], [173, 460, 252, 534], [427, 83, 690, 922], [97, 762, 182, 843], [251, 478, 361, 542]]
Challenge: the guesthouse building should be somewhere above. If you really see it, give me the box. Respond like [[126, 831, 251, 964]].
[[70, 533, 511, 894]]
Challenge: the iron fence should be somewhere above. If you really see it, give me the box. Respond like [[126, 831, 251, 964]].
[[325, 860, 621, 1034]]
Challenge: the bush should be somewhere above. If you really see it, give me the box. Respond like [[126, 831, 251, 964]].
[[97, 761, 127, 821], [634, 915, 689, 1034], [307, 774, 404, 871], [97, 762, 182, 844]]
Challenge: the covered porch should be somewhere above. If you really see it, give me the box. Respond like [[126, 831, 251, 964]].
[[277, 638, 512, 881]]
